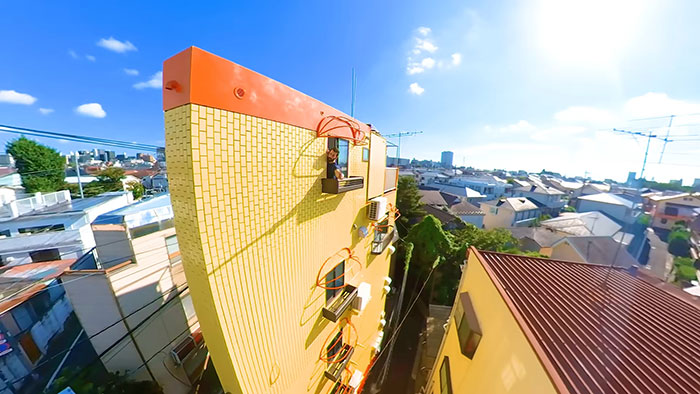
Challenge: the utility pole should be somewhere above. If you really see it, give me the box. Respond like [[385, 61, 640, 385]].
[[383, 131, 423, 166], [74, 154, 84, 199], [658, 115, 675, 163]]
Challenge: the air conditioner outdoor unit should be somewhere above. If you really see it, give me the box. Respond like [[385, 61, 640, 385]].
[[368, 197, 388, 221]]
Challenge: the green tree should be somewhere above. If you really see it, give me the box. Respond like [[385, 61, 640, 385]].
[[668, 227, 691, 257], [82, 167, 126, 197], [404, 215, 455, 275], [6, 136, 65, 193], [563, 205, 576, 213], [530, 214, 552, 227], [637, 213, 651, 227], [126, 180, 145, 200], [675, 265, 698, 282], [396, 176, 425, 236]]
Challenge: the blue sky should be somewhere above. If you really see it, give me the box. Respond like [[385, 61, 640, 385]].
[[2, 0, 700, 184]]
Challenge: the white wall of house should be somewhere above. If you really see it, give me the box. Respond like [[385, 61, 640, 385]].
[[483, 206, 515, 229], [576, 200, 630, 223]]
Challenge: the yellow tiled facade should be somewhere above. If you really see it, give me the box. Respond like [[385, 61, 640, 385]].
[[165, 103, 396, 393]]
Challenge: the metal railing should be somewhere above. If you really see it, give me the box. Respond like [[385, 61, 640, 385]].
[[0, 190, 70, 220]]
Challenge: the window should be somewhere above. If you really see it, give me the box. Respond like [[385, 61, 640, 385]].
[[166, 235, 181, 265], [327, 329, 343, 360], [327, 138, 349, 177], [439, 357, 453, 394], [130, 218, 175, 239], [455, 292, 482, 359], [664, 206, 679, 216], [325, 261, 345, 303], [18, 224, 65, 234], [0, 230, 10, 238], [362, 148, 370, 162], [181, 294, 196, 320], [29, 248, 61, 263], [489, 207, 498, 215]]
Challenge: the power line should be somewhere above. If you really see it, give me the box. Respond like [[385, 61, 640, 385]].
[[0, 124, 162, 152]]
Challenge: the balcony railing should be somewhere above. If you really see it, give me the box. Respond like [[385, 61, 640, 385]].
[[322, 177, 364, 194], [384, 167, 399, 193], [371, 229, 399, 255], [324, 344, 354, 381], [322, 285, 358, 322], [0, 190, 70, 220]]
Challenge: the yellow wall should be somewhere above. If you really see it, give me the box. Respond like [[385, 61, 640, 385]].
[[165, 104, 396, 393], [550, 241, 584, 263], [425, 251, 557, 394]]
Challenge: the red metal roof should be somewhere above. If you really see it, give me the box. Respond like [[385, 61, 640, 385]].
[[473, 248, 700, 394]]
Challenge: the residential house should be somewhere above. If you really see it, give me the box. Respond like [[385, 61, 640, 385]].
[[0, 191, 132, 266], [423, 248, 700, 394], [0, 260, 77, 393], [573, 182, 611, 197], [481, 197, 540, 229], [549, 236, 638, 268], [418, 190, 448, 208], [539, 211, 634, 244], [0, 169, 21, 188], [507, 227, 563, 255], [444, 176, 510, 200], [164, 47, 399, 393], [425, 182, 487, 204], [647, 193, 700, 230], [575, 193, 639, 224], [62, 194, 210, 393], [448, 200, 485, 228], [511, 185, 565, 216]]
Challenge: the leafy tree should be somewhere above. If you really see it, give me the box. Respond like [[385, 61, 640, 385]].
[[404, 215, 455, 276], [674, 257, 695, 267], [81, 167, 126, 197], [675, 265, 698, 282], [396, 176, 425, 235], [668, 227, 691, 257], [637, 213, 651, 227], [126, 180, 145, 200], [563, 206, 576, 213], [6, 137, 65, 193], [451, 224, 518, 253], [530, 214, 552, 227]]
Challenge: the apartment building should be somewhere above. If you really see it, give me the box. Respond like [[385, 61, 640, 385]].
[[647, 193, 700, 230], [62, 194, 207, 394], [481, 197, 540, 229], [423, 248, 700, 394], [511, 185, 565, 216], [163, 47, 399, 394], [0, 191, 132, 266], [575, 192, 639, 224], [0, 259, 76, 393]]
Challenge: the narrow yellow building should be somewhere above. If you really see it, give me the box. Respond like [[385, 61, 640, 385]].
[[163, 47, 399, 393]]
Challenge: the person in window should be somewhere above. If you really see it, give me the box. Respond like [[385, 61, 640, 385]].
[[327, 147, 344, 180]]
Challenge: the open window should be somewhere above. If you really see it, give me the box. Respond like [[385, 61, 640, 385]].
[[322, 261, 358, 322], [323, 137, 364, 194], [455, 292, 482, 359]]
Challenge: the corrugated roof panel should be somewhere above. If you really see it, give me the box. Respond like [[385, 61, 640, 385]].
[[475, 250, 700, 394]]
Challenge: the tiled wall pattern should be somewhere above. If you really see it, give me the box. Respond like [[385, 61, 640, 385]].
[[165, 104, 396, 393]]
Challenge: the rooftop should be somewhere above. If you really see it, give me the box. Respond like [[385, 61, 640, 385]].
[[93, 193, 172, 229], [578, 192, 635, 208], [514, 185, 565, 195], [483, 197, 538, 212], [0, 259, 76, 315], [473, 249, 700, 394], [541, 211, 621, 237], [418, 190, 448, 206], [449, 200, 484, 216], [554, 236, 638, 268], [507, 227, 563, 247]]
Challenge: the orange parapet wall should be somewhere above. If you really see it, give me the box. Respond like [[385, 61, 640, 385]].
[[163, 46, 371, 140]]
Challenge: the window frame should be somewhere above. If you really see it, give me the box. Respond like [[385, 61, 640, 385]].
[[439, 356, 453, 394], [328, 138, 349, 178], [454, 292, 482, 359], [325, 261, 345, 303], [29, 248, 61, 263], [165, 234, 182, 265]]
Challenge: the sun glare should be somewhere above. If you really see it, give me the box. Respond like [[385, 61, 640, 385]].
[[534, 0, 650, 67]]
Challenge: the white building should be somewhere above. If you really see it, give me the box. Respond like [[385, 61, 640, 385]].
[[482, 197, 541, 229], [575, 193, 639, 224], [0, 191, 132, 266], [63, 194, 209, 394]]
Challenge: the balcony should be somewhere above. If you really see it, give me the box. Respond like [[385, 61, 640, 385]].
[[371, 229, 399, 255], [324, 344, 354, 381], [322, 177, 364, 194], [384, 167, 399, 193], [322, 285, 358, 322], [0, 190, 70, 220]]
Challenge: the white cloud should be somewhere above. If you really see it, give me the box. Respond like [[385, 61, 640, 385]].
[[407, 65, 424, 75], [554, 106, 616, 124], [76, 103, 106, 118], [451, 53, 462, 66], [85, 55, 96, 62], [38, 108, 54, 115], [415, 38, 438, 53], [409, 82, 425, 95], [623, 92, 700, 119], [495, 120, 536, 133], [133, 71, 162, 89], [68, 50, 78, 59], [417, 26, 431, 36], [123, 68, 139, 76], [97, 37, 137, 53], [421, 58, 436, 69], [0, 90, 37, 105], [530, 125, 586, 141]]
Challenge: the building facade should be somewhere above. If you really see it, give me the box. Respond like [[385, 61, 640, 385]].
[[63, 194, 206, 394], [440, 151, 454, 168], [481, 198, 540, 229], [647, 193, 700, 230], [163, 47, 399, 393]]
